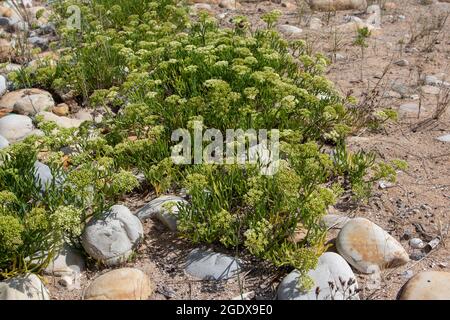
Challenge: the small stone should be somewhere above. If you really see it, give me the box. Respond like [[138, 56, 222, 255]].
[[277, 252, 359, 300], [277, 25, 303, 38], [410, 251, 426, 261], [436, 134, 450, 143], [336, 218, 409, 273], [399, 102, 422, 113], [400, 270, 414, 279], [392, 83, 411, 98], [52, 103, 70, 116], [84, 268, 154, 300], [0, 274, 50, 300], [0, 114, 34, 142], [185, 248, 242, 280], [421, 85, 441, 95], [409, 238, 425, 249], [136, 195, 187, 232], [379, 180, 395, 189], [394, 59, 409, 67], [399, 271, 450, 300], [321, 214, 351, 229], [232, 291, 255, 300], [28, 36, 49, 50], [82, 205, 144, 266]]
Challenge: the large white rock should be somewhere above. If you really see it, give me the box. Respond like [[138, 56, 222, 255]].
[[82, 205, 144, 266], [83, 268, 154, 300], [0, 274, 50, 300], [136, 195, 187, 231], [277, 252, 359, 300], [37, 111, 83, 129], [0, 134, 8, 149], [336, 217, 409, 273], [13, 90, 55, 115], [0, 114, 33, 142], [399, 271, 450, 300], [309, 0, 367, 11]]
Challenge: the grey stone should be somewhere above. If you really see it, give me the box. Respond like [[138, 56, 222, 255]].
[[44, 245, 85, 276], [0, 114, 34, 142], [394, 59, 409, 67], [136, 195, 187, 232], [277, 252, 359, 300], [0, 134, 8, 149], [409, 238, 425, 249], [185, 248, 242, 280], [82, 205, 144, 266], [28, 36, 49, 50], [0, 75, 6, 96], [0, 274, 50, 300], [278, 25, 303, 37], [321, 214, 351, 229], [399, 102, 423, 113]]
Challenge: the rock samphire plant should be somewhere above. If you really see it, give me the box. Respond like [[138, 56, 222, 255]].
[[4, 0, 405, 286]]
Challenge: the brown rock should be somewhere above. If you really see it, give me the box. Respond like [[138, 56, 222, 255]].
[[383, 2, 397, 10], [400, 271, 450, 300], [52, 103, 70, 117], [84, 268, 154, 300], [0, 89, 54, 113], [0, 6, 13, 18], [336, 218, 409, 273]]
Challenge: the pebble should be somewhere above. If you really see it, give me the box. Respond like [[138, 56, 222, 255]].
[[409, 238, 425, 249], [185, 248, 242, 280], [277, 25, 303, 38]]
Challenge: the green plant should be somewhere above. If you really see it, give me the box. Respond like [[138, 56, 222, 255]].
[[3, 1, 403, 283], [353, 27, 371, 81]]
